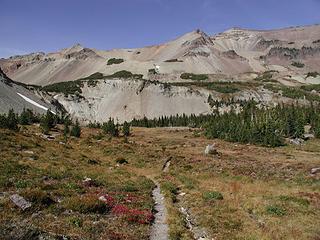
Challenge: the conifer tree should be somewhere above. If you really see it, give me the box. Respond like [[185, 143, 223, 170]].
[[123, 121, 130, 137], [70, 120, 81, 138]]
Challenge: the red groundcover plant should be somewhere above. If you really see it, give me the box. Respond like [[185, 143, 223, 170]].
[[98, 194, 154, 224]]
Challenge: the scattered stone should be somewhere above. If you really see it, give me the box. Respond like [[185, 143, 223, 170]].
[[82, 177, 97, 187], [302, 133, 315, 140], [289, 138, 304, 145], [88, 159, 100, 165], [204, 144, 218, 155], [0, 192, 7, 199], [311, 167, 320, 175], [115, 157, 128, 165], [10, 194, 32, 210], [179, 192, 186, 196], [41, 134, 55, 141], [59, 141, 66, 145], [23, 150, 34, 155], [162, 157, 172, 172]]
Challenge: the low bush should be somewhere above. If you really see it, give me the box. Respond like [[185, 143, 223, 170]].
[[107, 70, 143, 79], [207, 83, 240, 94], [107, 58, 124, 65], [291, 61, 305, 68], [162, 181, 178, 202], [42, 80, 83, 95], [266, 205, 286, 216], [70, 120, 81, 138], [203, 191, 223, 201], [180, 73, 208, 81], [164, 59, 183, 62], [306, 72, 319, 78]]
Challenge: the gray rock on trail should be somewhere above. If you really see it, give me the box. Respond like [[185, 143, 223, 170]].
[[204, 144, 218, 155], [10, 194, 32, 210]]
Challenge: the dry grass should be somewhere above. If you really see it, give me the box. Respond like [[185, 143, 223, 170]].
[[1, 126, 319, 239]]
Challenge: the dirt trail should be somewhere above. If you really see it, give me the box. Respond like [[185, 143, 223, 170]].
[[150, 182, 169, 240]]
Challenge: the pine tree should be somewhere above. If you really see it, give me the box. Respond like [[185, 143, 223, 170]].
[[19, 108, 35, 125], [40, 109, 56, 134], [70, 120, 81, 138], [6, 109, 19, 131], [123, 121, 130, 137]]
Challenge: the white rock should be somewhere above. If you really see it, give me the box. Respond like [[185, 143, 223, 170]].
[[311, 167, 320, 174], [10, 194, 32, 210], [204, 144, 217, 155]]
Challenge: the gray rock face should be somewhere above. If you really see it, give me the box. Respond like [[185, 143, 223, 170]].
[[9, 194, 32, 210], [0, 67, 56, 115]]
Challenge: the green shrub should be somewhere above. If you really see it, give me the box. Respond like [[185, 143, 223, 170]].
[[161, 182, 178, 202], [203, 191, 223, 201], [122, 181, 138, 192], [107, 58, 124, 65], [301, 84, 320, 92], [207, 83, 240, 93], [19, 108, 36, 125], [279, 195, 310, 206], [42, 80, 83, 95], [102, 118, 119, 137], [164, 59, 183, 62], [266, 205, 286, 216], [180, 73, 208, 81], [122, 121, 130, 137], [306, 72, 319, 78], [148, 69, 157, 74], [107, 70, 143, 79], [69, 217, 83, 227], [40, 110, 56, 134], [70, 120, 81, 138], [0, 109, 19, 131], [291, 61, 305, 68]]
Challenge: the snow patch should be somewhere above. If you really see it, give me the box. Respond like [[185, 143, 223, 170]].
[[16, 92, 55, 114]]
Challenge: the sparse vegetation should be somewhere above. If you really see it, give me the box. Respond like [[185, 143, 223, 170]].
[[70, 120, 81, 138], [306, 71, 319, 78], [107, 70, 143, 79], [180, 72, 208, 81], [107, 58, 124, 65], [203, 191, 223, 201], [164, 59, 183, 62], [42, 80, 83, 95], [148, 68, 157, 74], [291, 61, 305, 68], [266, 205, 287, 216]]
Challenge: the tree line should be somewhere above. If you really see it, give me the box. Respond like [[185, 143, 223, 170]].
[[130, 101, 320, 147], [0, 109, 81, 138]]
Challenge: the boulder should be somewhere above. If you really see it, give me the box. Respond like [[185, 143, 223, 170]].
[[302, 134, 315, 140], [204, 144, 217, 155], [311, 167, 320, 175], [10, 194, 32, 210], [289, 138, 304, 145]]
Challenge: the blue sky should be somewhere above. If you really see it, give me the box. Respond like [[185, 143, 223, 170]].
[[0, 0, 319, 58]]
